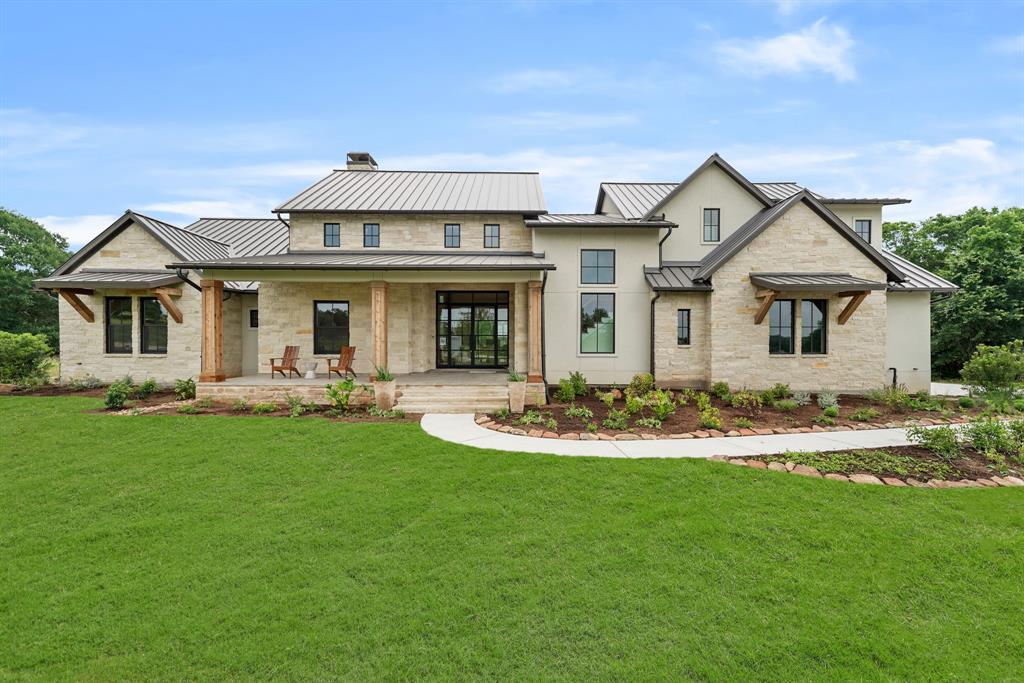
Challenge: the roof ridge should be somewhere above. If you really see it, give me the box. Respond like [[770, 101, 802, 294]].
[[328, 169, 541, 175]]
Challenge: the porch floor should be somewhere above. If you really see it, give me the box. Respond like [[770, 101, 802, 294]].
[[213, 369, 508, 387]]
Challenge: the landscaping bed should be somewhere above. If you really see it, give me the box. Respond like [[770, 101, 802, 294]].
[[135, 398, 420, 423]]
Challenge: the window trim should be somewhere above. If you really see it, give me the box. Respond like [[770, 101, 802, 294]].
[[768, 298, 796, 356], [800, 299, 828, 355], [580, 248, 616, 285], [104, 296, 133, 355], [139, 296, 168, 355], [444, 223, 461, 248], [854, 218, 872, 243], [580, 292, 615, 355], [363, 223, 380, 248], [677, 308, 691, 346], [312, 300, 350, 356], [702, 208, 721, 243], [323, 222, 341, 248], [483, 223, 500, 249]]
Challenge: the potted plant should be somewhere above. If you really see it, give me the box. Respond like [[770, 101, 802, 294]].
[[372, 365, 397, 410], [507, 369, 527, 413]]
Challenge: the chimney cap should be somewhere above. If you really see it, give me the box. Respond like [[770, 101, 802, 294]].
[[346, 151, 378, 170]]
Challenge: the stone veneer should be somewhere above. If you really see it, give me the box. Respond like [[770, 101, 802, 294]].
[[654, 292, 710, 387], [288, 213, 534, 252]]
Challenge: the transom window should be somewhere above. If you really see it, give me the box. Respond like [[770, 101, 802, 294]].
[[105, 297, 132, 354], [444, 224, 461, 248], [801, 300, 827, 355], [313, 301, 350, 355], [140, 297, 168, 354], [703, 208, 721, 242], [323, 223, 340, 247], [580, 249, 615, 284], [677, 309, 691, 346], [854, 219, 871, 242], [581, 293, 615, 354], [483, 224, 500, 249], [768, 299, 795, 355], [363, 223, 380, 247]]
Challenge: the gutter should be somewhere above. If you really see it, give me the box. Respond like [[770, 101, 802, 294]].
[[174, 268, 203, 292]]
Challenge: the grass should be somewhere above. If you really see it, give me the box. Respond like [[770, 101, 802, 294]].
[[2, 396, 1023, 680]]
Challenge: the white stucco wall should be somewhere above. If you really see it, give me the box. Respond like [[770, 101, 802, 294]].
[[885, 291, 932, 392], [824, 204, 884, 251]]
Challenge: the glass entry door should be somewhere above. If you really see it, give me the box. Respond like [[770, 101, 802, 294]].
[[436, 291, 509, 368]]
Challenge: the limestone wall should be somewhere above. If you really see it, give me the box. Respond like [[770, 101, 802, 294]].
[[653, 292, 710, 387]]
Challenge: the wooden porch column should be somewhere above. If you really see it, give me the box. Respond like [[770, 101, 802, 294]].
[[198, 279, 225, 382], [370, 281, 389, 372], [527, 280, 543, 383]]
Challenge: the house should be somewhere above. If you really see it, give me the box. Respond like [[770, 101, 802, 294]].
[[36, 151, 957, 409]]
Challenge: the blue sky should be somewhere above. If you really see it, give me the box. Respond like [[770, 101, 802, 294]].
[[1, 0, 1022, 248]]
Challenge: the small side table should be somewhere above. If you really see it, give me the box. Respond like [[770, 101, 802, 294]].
[[302, 361, 318, 379]]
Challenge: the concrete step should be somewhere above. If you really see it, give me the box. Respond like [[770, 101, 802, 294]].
[[397, 403, 508, 414]]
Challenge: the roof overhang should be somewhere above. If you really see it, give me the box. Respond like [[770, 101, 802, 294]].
[[168, 250, 556, 272], [641, 153, 773, 220], [34, 269, 184, 291], [822, 198, 911, 206], [749, 272, 888, 292]]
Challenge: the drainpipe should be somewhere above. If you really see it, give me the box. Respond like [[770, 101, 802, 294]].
[[650, 291, 660, 377], [174, 268, 202, 292], [274, 212, 290, 233], [540, 269, 549, 400], [658, 224, 674, 268]]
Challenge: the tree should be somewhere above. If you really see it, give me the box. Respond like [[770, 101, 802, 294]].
[[884, 207, 1024, 377], [0, 208, 71, 351]]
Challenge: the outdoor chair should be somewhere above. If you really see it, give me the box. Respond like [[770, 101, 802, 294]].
[[269, 345, 301, 378], [328, 346, 357, 379]]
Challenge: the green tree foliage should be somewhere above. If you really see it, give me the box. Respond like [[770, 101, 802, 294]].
[[0, 208, 71, 351], [884, 207, 1024, 377]]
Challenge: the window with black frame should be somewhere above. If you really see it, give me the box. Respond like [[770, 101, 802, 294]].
[[768, 299, 794, 354], [580, 249, 614, 284], [677, 309, 691, 346], [854, 219, 871, 242], [444, 223, 461, 248], [140, 297, 168, 354], [324, 223, 340, 247], [313, 301, 349, 354], [703, 208, 721, 242], [483, 224, 500, 248], [580, 293, 614, 353], [363, 223, 380, 247], [105, 297, 132, 354], [801, 299, 827, 354]]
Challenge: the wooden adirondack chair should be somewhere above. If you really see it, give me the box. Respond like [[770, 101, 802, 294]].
[[269, 345, 301, 378], [328, 346, 357, 379]]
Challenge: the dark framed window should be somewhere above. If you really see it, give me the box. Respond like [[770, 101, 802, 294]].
[[703, 208, 721, 242], [854, 219, 871, 242], [249, 309, 258, 328], [324, 223, 340, 247], [105, 296, 132, 354], [483, 224, 500, 248], [313, 301, 350, 355], [363, 223, 380, 247], [444, 223, 461, 248], [580, 249, 615, 284], [581, 293, 615, 354], [801, 299, 827, 355], [768, 299, 795, 355], [677, 309, 691, 346], [139, 297, 168, 354]]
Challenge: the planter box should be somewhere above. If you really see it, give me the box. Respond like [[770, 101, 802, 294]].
[[374, 380, 397, 410], [508, 381, 526, 413]]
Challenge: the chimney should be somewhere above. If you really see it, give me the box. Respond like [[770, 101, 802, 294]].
[[346, 151, 378, 171]]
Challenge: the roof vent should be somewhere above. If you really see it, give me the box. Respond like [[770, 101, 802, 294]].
[[346, 151, 378, 171]]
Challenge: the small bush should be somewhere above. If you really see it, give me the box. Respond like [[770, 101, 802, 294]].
[[372, 365, 395, 382], [565, 404, 594, 420], [650, 389, 677, 421], [554, 379, 577, 403], [960, 340, 1024, 405], [134, 378, 158, 399], [230, 399, 249, 412], [493, 407, 511, 420], [730, 390, 763, 416], [710, 381, 731, 400], [850, 407, 881, 422], [678, 388, 696, 406], [767, 383, 792, 400], [635, 416, 662, 429], [792, 391, 812, 407], [772, 399, 799, 412], [599, 391, 615, 409], [567, 371, 588, 397], [195, 397, 213, 409], [695, 392, 712, 412], [586, 421, 599, 433], [734, 417, 754, 429], [177, 404, 199, 415], [823, 405, 840, 418], [698, 407, 722, 430], [506, 369, 526, 382], [104, 380, 131, 410], [174, 378, 196, 401], [67, 374, 103, 391], [957, 396, 976, 409], [515, 409, 544, 426], [544, 417, 558, 431], [625, 373, 655, 398], [906, 425, 961, 461], [816, 391, 839, 410], [624, 395, 644, 415], [0, 332, 52, 386], [251, 402, 277, 415], [602, 409, 629, 430], [368, 406, 406, 419], [964, 418, 1020, 458], [284, 393, 306, 417], [811, 414, 836, 426], [325, 378, 357, 412]]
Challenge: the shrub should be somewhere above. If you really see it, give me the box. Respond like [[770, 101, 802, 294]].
[[698, 407, 722, 430], [230, 399, 249, 412], [906, 425, 961, 461], [816, 391, 839, 410], [710, 381, 731, 400], [177, 404, 199, 414], [325, 378, 357, 412], [792, 391, 812, 407], [133, 378, 158, 399], [493, 407, 511, 420], [567, 371, 588, 397], [734, 416, 754, 429], [284, 393, 306, 418], [624, 395, 644, 415], [599, 391, 615, 409], [545, 417, 558, 431], [695, 392, 712, 412], [850, 407, 881, 422], [0, 331, 52, 385], [767, 383, 792, 400], [195, 397, 213, 409], [730, 390, 763, 416], [372, 365, 395, 382], [772, 399, 799, 412], [1014, 397, 1024, 413], [586, 421, 599, 433], [251, 402, 276, 415], [957, 396, 976, 409], [104, 380, 131, 410], [554, 379, 577, 403], [823, 405, 840, 418], [506, 369, 525, 382], [964, 418, 1020, 458], [650, 389, 677, 420], [960, 340, 1024, 405], [677, 388, 696, 406], [565, 404, 594, 420], [811, 414, 835, 426], [174, 378, 196, 401], [66, 374, 103, 391], [515, 409, 544, 426], [602, 409, 629, 430], [368, 406, 405, 418], [625, 373, 655, 398], [635, 416, 662, 429]]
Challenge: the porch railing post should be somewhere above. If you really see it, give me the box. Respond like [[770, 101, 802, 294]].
[[527, 280, 543, 383], [198, 279, 225, 382], [371, 281, 389, 372]]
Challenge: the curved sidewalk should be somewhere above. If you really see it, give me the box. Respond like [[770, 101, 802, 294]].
[[420, 414, 924, 459]]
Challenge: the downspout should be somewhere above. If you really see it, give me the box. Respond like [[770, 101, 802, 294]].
[[540, 269, 549, 400], [658, 224, 674, 268], [174, 268, 202, 292], [650, 224, 673, 378]]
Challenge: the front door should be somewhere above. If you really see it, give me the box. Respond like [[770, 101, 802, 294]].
[[436, 291, 509, 368]]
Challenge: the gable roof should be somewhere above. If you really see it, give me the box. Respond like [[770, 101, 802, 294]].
[[596, 182, 676, 219], [640, 154, 774, 221], [50, 210, 230, 277], [184, 217, 289, 257], [274, 169, 547, 214], [883, 250, 958, 292], [526, 214, 675, 229], [692, 191, 905, 283]]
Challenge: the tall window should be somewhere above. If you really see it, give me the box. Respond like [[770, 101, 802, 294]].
[[324, 223, 340, 247], [768, 299, 794, 355], [105, 297, 132, 354], [581, 293, 615, 353], [140, 297, 168, 354], [801, 300, 827, 354], [363, 223, 380, 247], [483, 224, 500, 248], [580, 249, 615, 284], [677, 309, 691, 346], [854, 219, 871, 242], [444, 223, 461, 248], [313, 301, 350, 354], [703, 208, 721, 242]]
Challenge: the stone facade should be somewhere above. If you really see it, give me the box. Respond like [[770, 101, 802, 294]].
[[289, 213, 534, 252], [654, 292, 709, 387]]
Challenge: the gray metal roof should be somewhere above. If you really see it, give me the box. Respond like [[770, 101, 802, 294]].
[[597, 183, 676, 219], [527, 214, 674, 228], [822, 197, 912, 205], [883, 250, 959, 292], [184, 217, 290, 257], [641, 154, 773, 220], [644, 262, 713, 291], [169, 250, 556, 271], [35, 269, 183, 290], [275, 170, 547, 214], [749, 272, 888, 291]]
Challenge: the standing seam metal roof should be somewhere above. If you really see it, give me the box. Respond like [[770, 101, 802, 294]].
[[167, 250, 556, 271], [882, 250, 959, 292], [643, 262, 711, 291], [748, 272, 888, 291], [184, 218, 290, 257], [526, 214, 674, 228]]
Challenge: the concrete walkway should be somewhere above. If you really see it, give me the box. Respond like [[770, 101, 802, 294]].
[[931, 382, 968, 397], [420, 413, 925, 459]]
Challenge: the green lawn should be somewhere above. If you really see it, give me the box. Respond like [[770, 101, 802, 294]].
[[2, 397, 1022, 681]]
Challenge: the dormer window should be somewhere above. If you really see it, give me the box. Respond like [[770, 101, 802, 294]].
[[703, 208, 720, 242], [854, 219, 871, 242]]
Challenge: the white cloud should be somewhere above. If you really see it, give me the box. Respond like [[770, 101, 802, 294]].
[[715, 19, 857, 82], [988, 33, 1024, 56], [479, 111, 638, 132], [34, 214, 119, 248], [774, 0, 838, 16]]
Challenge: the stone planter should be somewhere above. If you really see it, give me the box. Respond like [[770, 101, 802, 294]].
[[508, 381, 527, 413], [373, 380, 397, 410]]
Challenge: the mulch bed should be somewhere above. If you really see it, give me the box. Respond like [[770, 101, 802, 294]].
[[126, 400, 422, 423]]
